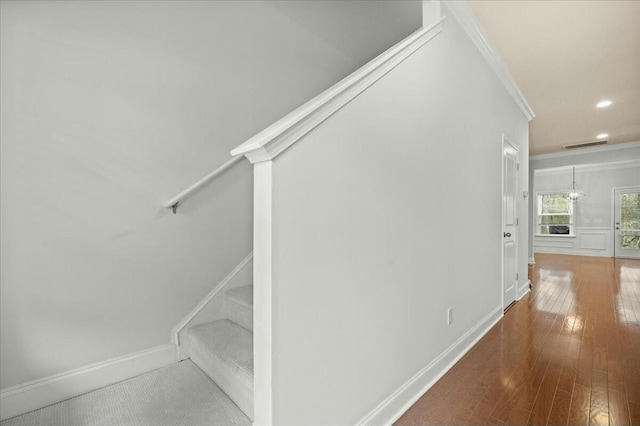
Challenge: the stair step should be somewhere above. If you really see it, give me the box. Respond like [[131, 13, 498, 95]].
[[226, 285, 253, 331], [184, 320, 253, 420], [226, 285, 253, 308]]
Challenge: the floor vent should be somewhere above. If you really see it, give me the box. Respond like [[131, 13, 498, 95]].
[[563, 140, 608, 150]]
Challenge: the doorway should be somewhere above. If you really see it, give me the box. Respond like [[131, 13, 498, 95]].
[[502, 135, 519, 310], [613, 186, 640, 259]]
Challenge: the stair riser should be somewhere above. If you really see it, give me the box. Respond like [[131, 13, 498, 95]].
[[227, 301, 253, 331], [189, 342, 253, 420]]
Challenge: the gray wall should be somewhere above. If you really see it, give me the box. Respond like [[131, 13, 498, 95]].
[[532, 159, 640, 257], [268, 4, 529, 424], [528, 143, 640, 260], [0, 0, 421, 388]]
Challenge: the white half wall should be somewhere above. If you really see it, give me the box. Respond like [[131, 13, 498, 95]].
[[265, 3, 529, 424]]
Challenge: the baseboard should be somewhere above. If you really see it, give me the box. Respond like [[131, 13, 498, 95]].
[[518, 281, 531, 300], [356, 305, 503, 426], [528, 257, 535, 265], [0, 343, 177, 421], [534, 249, 612, 258]]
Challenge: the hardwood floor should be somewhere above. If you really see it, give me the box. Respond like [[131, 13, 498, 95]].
[[395, 253, 640, 425]]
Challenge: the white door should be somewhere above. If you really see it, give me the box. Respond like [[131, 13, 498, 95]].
[[614, 187, 640, 259], [502, 138, 518, 309]]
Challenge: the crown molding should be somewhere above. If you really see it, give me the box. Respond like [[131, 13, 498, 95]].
[[530, 141, 640, 161], [444, 1, 534, 122], [534, 159, 640, 176]]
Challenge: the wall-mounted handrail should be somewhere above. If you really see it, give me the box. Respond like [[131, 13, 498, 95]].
[[162, 155, 244, 213]]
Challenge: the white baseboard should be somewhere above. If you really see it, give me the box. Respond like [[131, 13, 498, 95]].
[[534, 248, 611, 258], [356, 305, 503, 426], [518, 281, 531, 300], [528, 257, 535, 265], [0, 343, 177, 421]]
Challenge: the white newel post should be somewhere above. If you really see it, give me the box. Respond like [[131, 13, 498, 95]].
[[252, 160, 274, 426]]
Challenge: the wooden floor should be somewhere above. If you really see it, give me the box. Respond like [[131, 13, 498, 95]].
[[396, 253, 640, 425]]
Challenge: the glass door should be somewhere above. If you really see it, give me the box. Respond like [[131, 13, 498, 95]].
[[614, 187, 640, 259]]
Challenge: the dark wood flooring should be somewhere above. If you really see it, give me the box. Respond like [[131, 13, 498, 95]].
[[396, 253, 640, 425]]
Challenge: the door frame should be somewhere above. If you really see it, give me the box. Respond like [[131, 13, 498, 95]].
[[501, 134, 519, 311], [612, 185, 640, 259]]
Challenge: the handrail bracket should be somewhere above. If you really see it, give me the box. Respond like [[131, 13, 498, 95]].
[[162, 155, 244, 213]]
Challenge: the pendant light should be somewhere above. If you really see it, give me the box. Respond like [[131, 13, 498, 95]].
[[565, 166, 585, 202]]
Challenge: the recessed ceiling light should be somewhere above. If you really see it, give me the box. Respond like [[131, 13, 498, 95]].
[[596, 100, 612, 108], [597, 133, 608, 139]]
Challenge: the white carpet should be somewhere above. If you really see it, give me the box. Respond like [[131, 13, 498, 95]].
[[185, 320, 253, 420], [0, 360, 251, 426]]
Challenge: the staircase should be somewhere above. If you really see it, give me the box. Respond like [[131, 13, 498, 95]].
[[182, 285, 254, 420]]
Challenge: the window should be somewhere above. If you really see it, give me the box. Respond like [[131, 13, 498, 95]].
[[537, 193, 574, 235]]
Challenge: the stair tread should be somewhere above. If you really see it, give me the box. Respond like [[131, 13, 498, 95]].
[[186, 320, 253, 378], [225, 285, 253, 308]]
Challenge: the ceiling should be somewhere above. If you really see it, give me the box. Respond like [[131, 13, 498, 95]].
[[467, 1, 640, 155]]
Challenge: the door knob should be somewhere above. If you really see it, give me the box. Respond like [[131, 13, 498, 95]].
[[504, 232, 512, 237]]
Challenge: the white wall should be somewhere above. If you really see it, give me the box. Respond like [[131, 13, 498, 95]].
[[267, 3, 529, 424], [0, 0, 421, 389], [528, 142, 640, 261], [533, 160, 640, 257]]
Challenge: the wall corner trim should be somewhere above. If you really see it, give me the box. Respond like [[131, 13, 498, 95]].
[[444, 1, 534, 122], [230, 18, 445, 164], [356, 305, 503, 426], [0, 343, 177, 421]]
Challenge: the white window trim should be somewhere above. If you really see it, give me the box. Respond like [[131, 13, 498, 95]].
[[535, 191, 576, 237]]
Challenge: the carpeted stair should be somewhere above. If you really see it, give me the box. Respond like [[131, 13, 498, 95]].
[[182, 285, 253, 420]]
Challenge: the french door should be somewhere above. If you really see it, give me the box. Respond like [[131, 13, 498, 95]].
[[614, 187, 640, 259]]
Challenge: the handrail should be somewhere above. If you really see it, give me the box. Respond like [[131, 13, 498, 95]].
[[230, 17, 446, 164], [162, 155, 244, 213]]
